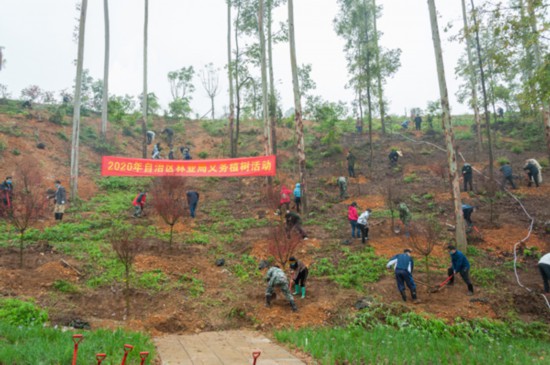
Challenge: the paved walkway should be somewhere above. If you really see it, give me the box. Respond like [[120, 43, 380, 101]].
[[154, 330, 306, 365]]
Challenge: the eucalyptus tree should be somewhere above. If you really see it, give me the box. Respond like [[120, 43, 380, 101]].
[[335, 0, 400, 164], [200, 63, 220, 120], [141, 0, 149, 159], [70, 0, 88, 201], [100, 0, 110, 139], [258, 0, 272, 157], [227, 0, 236, 156], [460, 0, 482, 154], [426, 0, 467, 250], [288, 0, 307, 213]]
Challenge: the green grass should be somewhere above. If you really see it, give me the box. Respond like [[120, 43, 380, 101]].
[[275, 307, 550, 365], [310, 247, 386, 290], [0, 322, 156, 365], [276, 325, 549, 365]]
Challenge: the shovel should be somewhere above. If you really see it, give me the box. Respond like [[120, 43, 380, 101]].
[[252, 350, 262, 365], [430, 275, 453, 293]]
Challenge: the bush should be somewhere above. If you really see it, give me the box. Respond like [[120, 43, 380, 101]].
[[0, 298, 48, 326], [510, 144, 524, 154], [52, 280, 79, 294], [198, 151, 208, 159], [48, 106, 66, 125], [403, 173, 417, 183], [11, 148, 20, 156], [56, 131, 69, 141]]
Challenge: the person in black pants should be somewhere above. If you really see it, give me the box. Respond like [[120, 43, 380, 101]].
[[538, 253, 550, 294], [461, 163, 473, 192], [289, 257, 309, 299], [386, 249, 417, 302], [462, 204, 475, 230], [447, 245, 474, 295]]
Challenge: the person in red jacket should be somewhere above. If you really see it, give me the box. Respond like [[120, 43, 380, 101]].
[[133, 191, 147, 218], [277, 185, 292, 215], [348, 202, 359, 239]]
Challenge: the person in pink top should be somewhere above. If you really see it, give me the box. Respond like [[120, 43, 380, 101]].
[[348, 202, 359, 239], [277, 185, 292, 214]]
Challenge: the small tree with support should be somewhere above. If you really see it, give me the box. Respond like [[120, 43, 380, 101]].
[[109, 225, 142, 319], [150, 176, 187, 248], [408, 220, 441, 291], [0, 157, 48, 268]]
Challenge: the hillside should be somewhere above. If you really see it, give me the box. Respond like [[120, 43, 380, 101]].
[[0, 102, 549, 341]]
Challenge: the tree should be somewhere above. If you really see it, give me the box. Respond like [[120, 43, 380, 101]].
[[227, 0, 236, 156], [427, 0, 467, 250], [1, 158, 48, 268], [150, 177, 187, 248], [460, 0, 482, 155], [288, 0, 307, 213], [20, 85, 43, 103], [168, 67, 195, 120], [409, 221, 440, 290], [258, 0, 272, 159], [70, 0, 88, 201], [0, 46, 5, 71], [101, 0, 110, 139], [109, 225, 142, 318], [200, 63, 220, 120], [141, 0, 149, 159]]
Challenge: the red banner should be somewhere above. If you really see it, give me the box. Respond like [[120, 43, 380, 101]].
[[101, 155, 276, 177]]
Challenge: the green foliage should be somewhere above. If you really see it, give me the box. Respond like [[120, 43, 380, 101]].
[[0, 323, 155, 365], [48, 106, 67, 125], [230, 254, 261, 283], [497, 157, 510, 166], [198, 151, 208, 159], [510, 144, 524, 154], [52, 280, 79, 294], [320, 144, 343, 158], [310, 247, 386, 290], [178, 274, 205, 298], [56, 131, 69, 141], [185, 231, 210, 245], [454, 130, 473, 140], [201, 120, 225, 137], [276, 305, 550, 364], [138, 269, 169, 292], [0, 298, 48, 326], [96, 176, 151, 192], [11, 148, 20, 156], [403, 173, 417, 183], [471, 267, 498, 287]]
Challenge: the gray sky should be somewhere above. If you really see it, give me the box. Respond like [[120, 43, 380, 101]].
[[0, 0, 469, 118]]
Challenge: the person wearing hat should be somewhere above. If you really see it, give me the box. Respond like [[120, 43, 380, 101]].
[[389, 149, 402, 167], [51, 180, 67, 221], [289, 257, 308, 299], [0, 176, 13, 210], [357, 208, 372, 244], [447, 245, 474, 296], [261, 263, 297, 312], [348, 202, 359, 239], [386, 249, 417, 302]]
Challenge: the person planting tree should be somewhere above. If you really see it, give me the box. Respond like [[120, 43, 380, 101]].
[[260, 262, 297, 312], [285, 210, 308, 240], [386, 248, 418, 302], [357, 208, 372, 244], [132, 191, 147, 218], [447, 245, 474, 296], [289, 256, 308, 299]]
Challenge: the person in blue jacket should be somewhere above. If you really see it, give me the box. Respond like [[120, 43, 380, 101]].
[[386, 249, 417, 302], [293, 183, 302, 213], [447, 245, 474, 295]]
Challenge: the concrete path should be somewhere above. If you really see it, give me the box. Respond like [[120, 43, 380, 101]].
[[154, 330, 306, 365]]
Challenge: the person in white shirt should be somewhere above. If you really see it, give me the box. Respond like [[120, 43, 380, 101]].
[[538, 253, 550, 294], [357, 208, 372, 244]]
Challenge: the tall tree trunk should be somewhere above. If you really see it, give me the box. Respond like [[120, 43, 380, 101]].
[[518, 0, 536, 115], [141, 0, 149, 159], [288, 0, 307, 213], [363, 4, 373, 166], [259, 0, 272, 156], [267, 0, 277, 155], [427, 0, 467, 250], [470, 0, 494, 184], [70, 0, 88, 202], [100, 0, 110, 140], [526, 0, 550, 161], [227, 0, 235, 157], [372, 0, 385, 135], [234, 4, 242, 157], [461, 0, 482, 156]]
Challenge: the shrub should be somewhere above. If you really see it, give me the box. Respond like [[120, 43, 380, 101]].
[[198, 151, 208, 159], [138, 270, 169, 291], [48, 106, 66, 125], [0, 298, 48, 326], [52, 280, 79, 293], [454, 130, 473, 140], [11, 148, 20, 156], [510, 144, 524, 154], [403, 173, 417, 183], [56, 131, 69, 141]]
